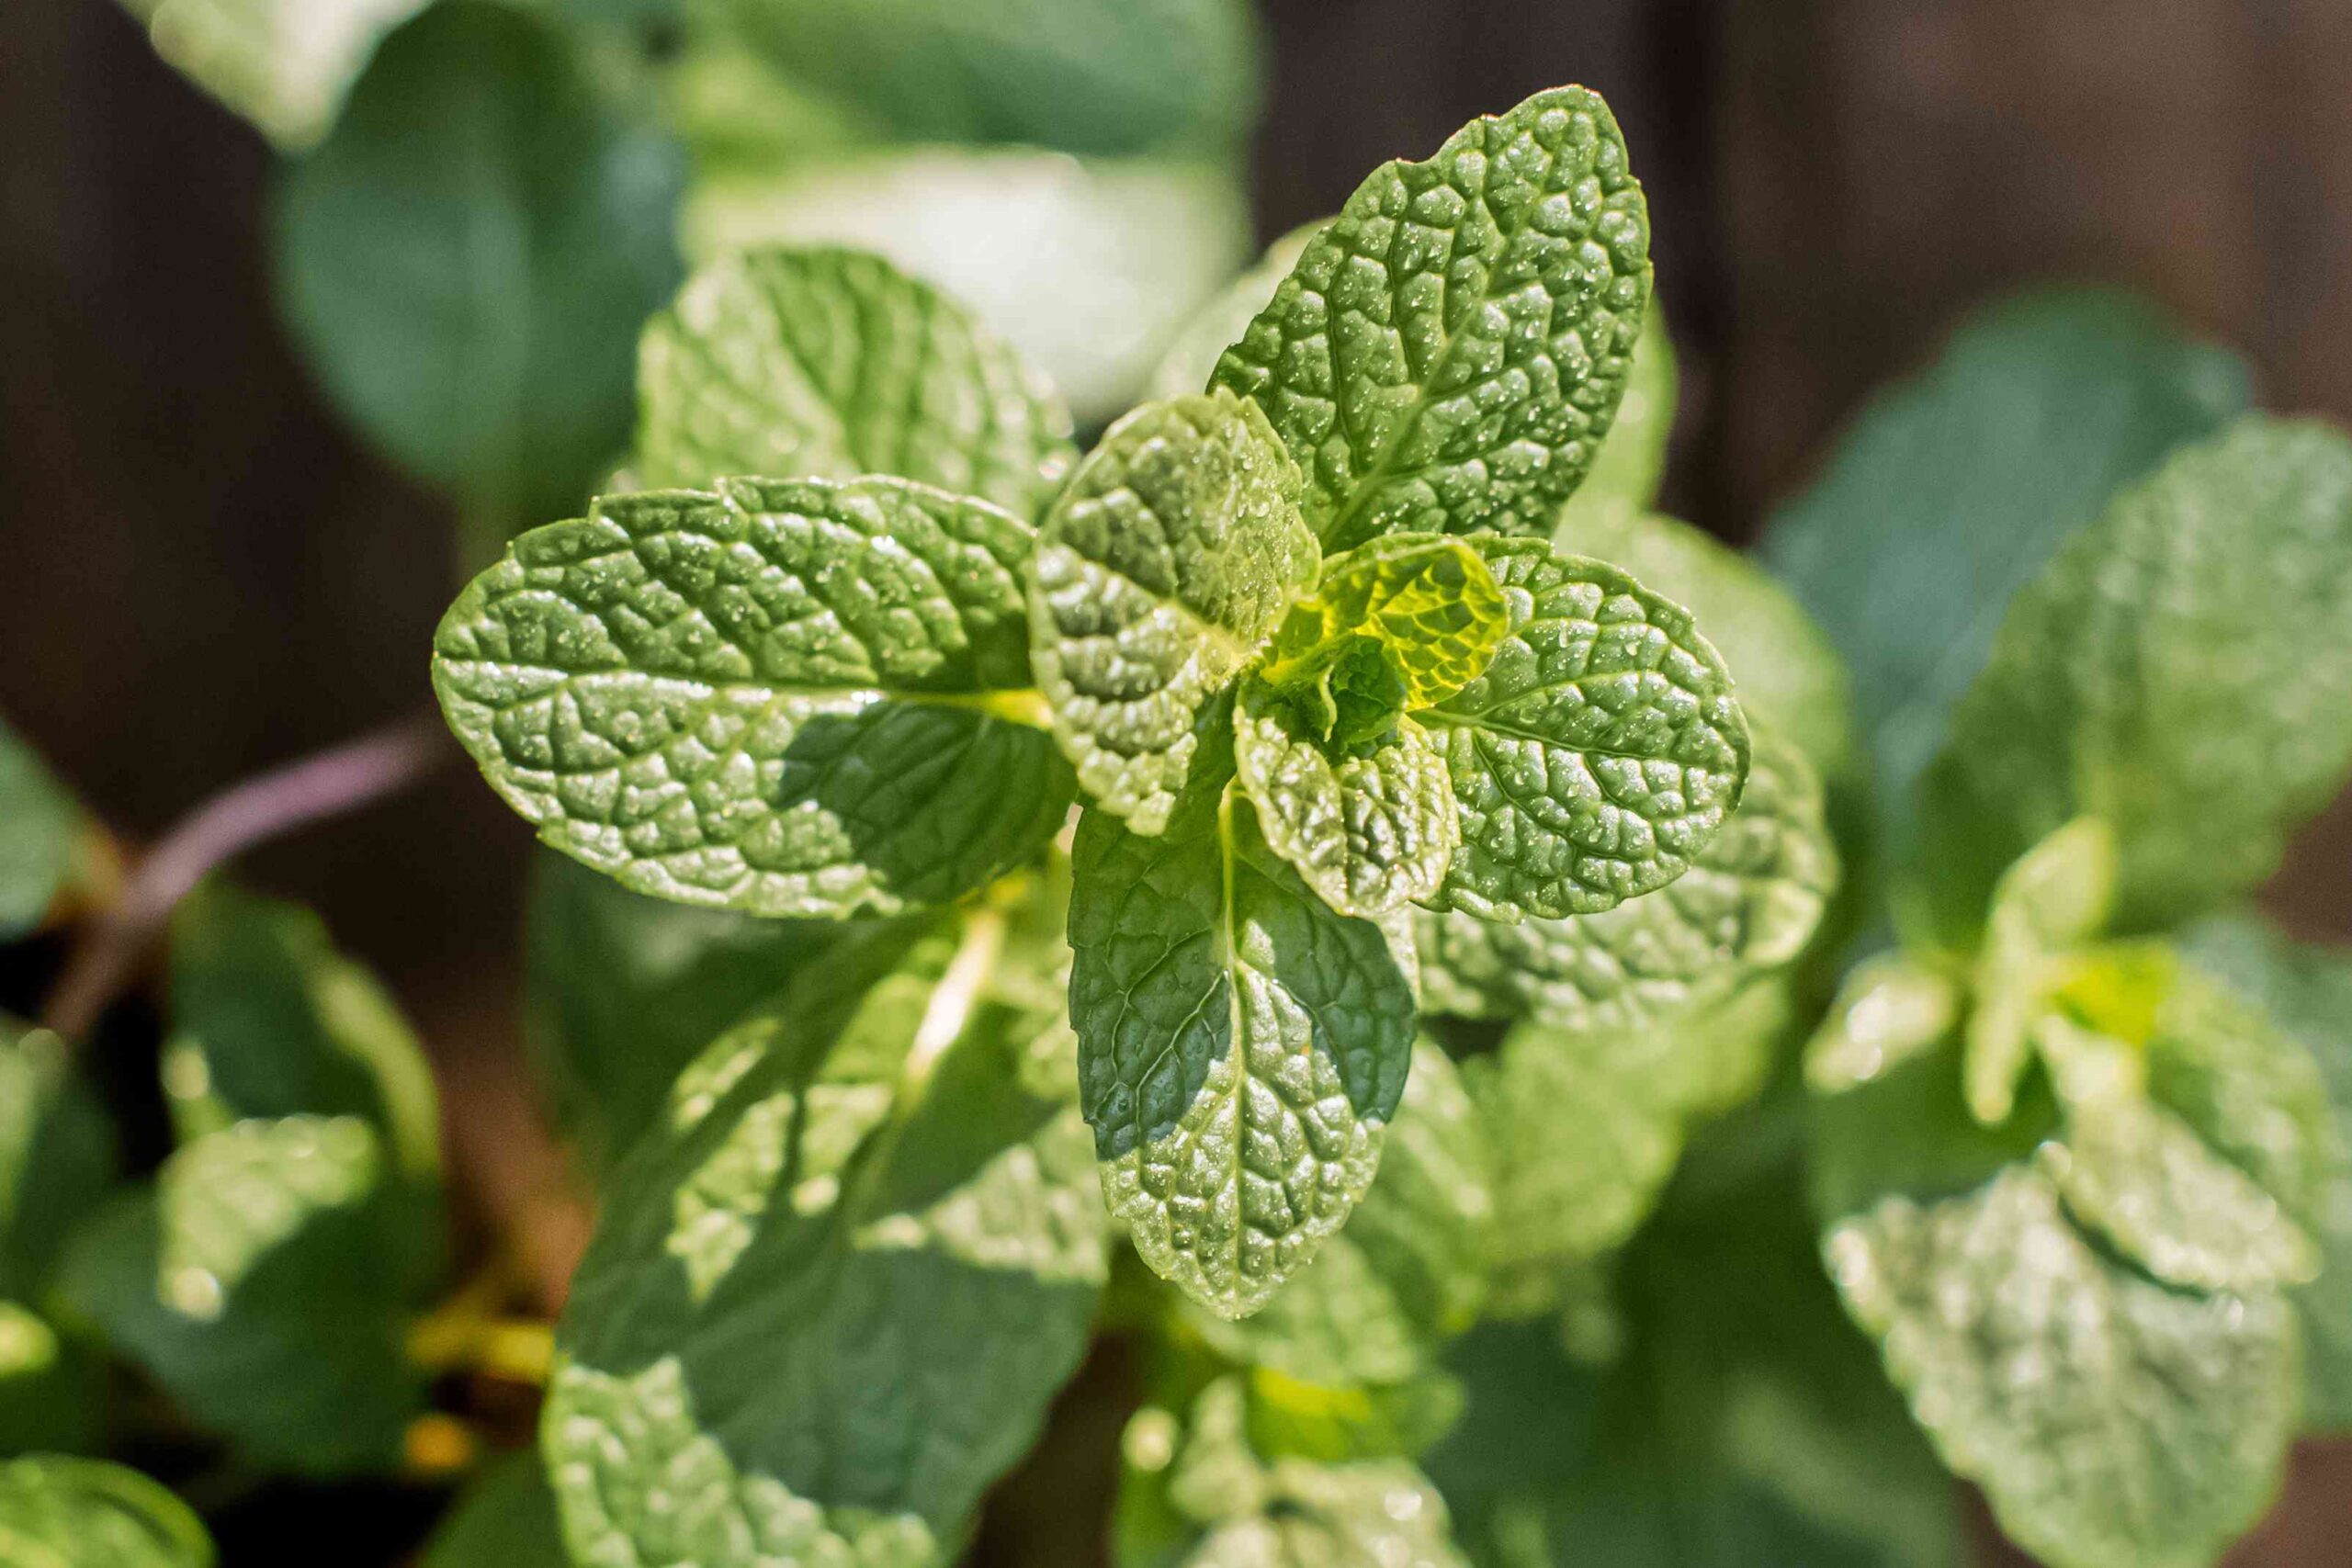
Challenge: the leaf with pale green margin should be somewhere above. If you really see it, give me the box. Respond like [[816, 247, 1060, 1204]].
[[1826, 1167, 2301, 1568], [1959, 818, 2118, 1125], [1554, 510, 1856, 782], [435, 475, 1074, 918], [0, 1455, 213, 1568], [2179, 912, 2352, 1428], [1418, 725, 1833, 1032], [0, 1021, 112, 1302], [1417, 537, 1748, 922], [710, 0, 1264, 158], [1031, 392, 1317, 835], [1068, 723, 1417, 1320], [274, 3, 684, 534], [1915, 416, 2352, 935], [1234, 688, 1457, 919], [632, 247, 1077, 514], [1148, 223, 1326, 404], [1185, 1044, 1492, 1391], [1804, 955, 1962, 1094], [1214, 86, 1652, 551], [421, 1453, 566, 1568], [60, 1116, 424, 1474], [0, 716, 82, 942], [1553, 296, 1676, 540], [1258, 536, 1508, 714], [543, 910, 1105, 1568], [117, 0, 427, 148], [1759, 288, 2249, 818], [1116, 1379, 1469, 1568]]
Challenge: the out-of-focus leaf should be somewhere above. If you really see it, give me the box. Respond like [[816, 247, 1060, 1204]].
[[0, 716, 83, 941], [116, 0, 428, 148], [1148, 223, 1324, 404], [1961, 818, 2117, 1124], [276, 3, 685, 533], [0, 1454, 213, 1567], [0, 1021, 112, 1302], [0, 1301, 104, 1456], [422, 1452, 567, 1568], [1552, 299, 1676, 542], [1759, 288, 2249, 818], [1804, 955, 1962, 1095]]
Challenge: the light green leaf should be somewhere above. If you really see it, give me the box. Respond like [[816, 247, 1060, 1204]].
[[0, 1455, 213, 1568], [0, 1021, 112, 1302], [117, 0, 426, 147], [1187, 1044, 1492, 1390], [0, 716, 82, 942], [1213, 86, 1653, 550], [1148, 223, 1326, 404], [632, 246, 1077, 515], [421, 1453, 566, 1568], [710, 0, 1264, 158], [1917, 416, 2352, 932], [274, 3, 684, 533], [1552, 511, 1855, 782], [1118, 1379, 1469, 1568], [1552, 297, 1676, 538], [1031, 392, 1317, 835], [1234, 689, 1458, 919], [61, 1117, 424, 1474], [1962, 818, 2118, 1125], [1260, 536, 1508, 713], [1068, 739, 1417, 1319], [1419, 537, 1748, 922], [1759, 288, 2249, 818], [544, 912, 1103, 1568], [1826, 1167, 2300, 1568], [1419, 725, 1833, 1032], [1804, 955, 1962, 1095], [435, 476, 1074, 918]]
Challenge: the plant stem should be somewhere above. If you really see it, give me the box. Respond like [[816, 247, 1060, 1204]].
[[40, 713, 452, 1041]]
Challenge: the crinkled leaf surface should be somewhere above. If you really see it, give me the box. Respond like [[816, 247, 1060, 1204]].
[[435, 476, 1073, 918], [1760, 288, 2248, 817], [1962, 818, 2118, 1125], [544, 918, 1104, 1568], [1186, 1044, 1491, 1389], [1069, 738, 1416, 1319], [0, 1021, 112, 1301], [1259, 536, 1508, 712], [1031, 392, 1317, 834], [275, 3, 684, 529], [1826, 1168, 2301, 1568], [1419, 538, 1747, 922], [0, 1455, 213, 1568], [1419, 725, 1831, 1031], [1148, 223, 1325, 403], [1550, 297, 1676, 541], [61, 1116, 423, 1474], [0, 716, 81, 941], [1214, 87, 1651, 550], [633, 246, 1076, 515], [118, 0, 425, 147], [1917, 417, 2352, 931]]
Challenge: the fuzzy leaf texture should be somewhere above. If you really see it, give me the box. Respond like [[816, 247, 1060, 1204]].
[[543, 915, 1105, 1568], [633, 246, 1077, 516], [1212, 86, 1652, 550], [1030, 392, 1318, 835], [0, 1455, 214, 1568], [434, 476, 1075, 918], [1914, 416, 2352, 934], [1069, 729, 1417, 1319], [1418, 537, 1748, 921]]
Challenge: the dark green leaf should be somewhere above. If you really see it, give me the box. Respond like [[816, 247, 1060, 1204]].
[[0, 1021, 112, 1302], [422, 1453, 566, 1568]]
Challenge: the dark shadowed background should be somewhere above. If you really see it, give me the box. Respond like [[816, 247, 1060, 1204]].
[[5, 3, 2350, 1562]]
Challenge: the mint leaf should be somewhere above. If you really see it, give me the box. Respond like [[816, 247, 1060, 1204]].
[[62, 1116, 424, 1473], [1917, 416, 2352, 931], [435, 476, 1074, 918], [422, 1454, 566, 1568], [1148, 223, 1325, 404], [117, 0, 426, 147], [1759, 288, 2249, 816], [1804, 955, 1962, 1094], [633, 247, 1077, 515], [1419, 538, 1748, 922], [275, 3, 684, 532], [1826, 1168, 2300, 1568], [1185, 1043, 1491, 1390], [1419, 725, 1833, 1032], [1213, 86, 1652, 550], [0, 1455, 212, 1568], [1118, 1379, 1469, 1568], [1553, 297, 1676, 538], [1233, 689, 1457, 919], [544, 915, 1105, 1567], [0, 1021, 112, 1300], [1260, 536, 1507, 712], [1553, 510, 1855, 782], [1068, 736, 1416, 1319], [1961, 818, 2118, 1124], [1031, 392, 1317, 835], [0, 716, 82, 941]]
